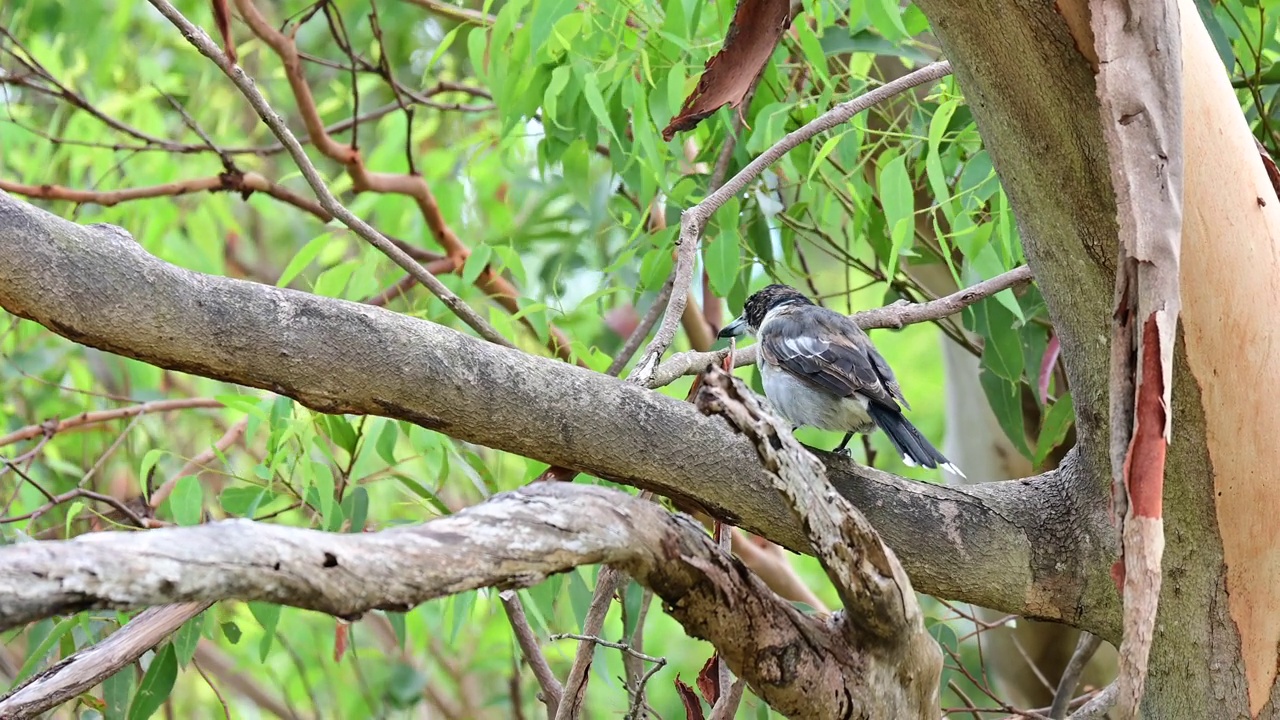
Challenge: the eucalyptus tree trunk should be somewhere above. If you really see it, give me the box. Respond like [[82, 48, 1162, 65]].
[[913, 0, 1280, 714]]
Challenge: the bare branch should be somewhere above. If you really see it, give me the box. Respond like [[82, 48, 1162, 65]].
[[695, 366, 925, 642], [646, 264, 1034, 388], [0, 398, 223, 448], [0, 603, 211, 718], [1050, 633, 1103, 719], [500, 591, 563, 718], [145, 0, 513, 348], [554, 567, 629, 720]]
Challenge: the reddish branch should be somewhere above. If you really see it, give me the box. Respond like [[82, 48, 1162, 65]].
[[0, 398, 223, 448]]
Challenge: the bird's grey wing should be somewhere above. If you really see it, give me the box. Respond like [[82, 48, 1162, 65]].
[[759, 308, 903, 411]]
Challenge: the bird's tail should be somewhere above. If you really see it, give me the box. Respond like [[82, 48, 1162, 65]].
[[866, 404, 965, 478]]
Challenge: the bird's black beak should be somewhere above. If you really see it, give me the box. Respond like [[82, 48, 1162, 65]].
[[717, 315, 747, 339]]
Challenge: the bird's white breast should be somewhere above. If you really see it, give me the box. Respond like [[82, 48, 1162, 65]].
[[757, 358, 874, 433]]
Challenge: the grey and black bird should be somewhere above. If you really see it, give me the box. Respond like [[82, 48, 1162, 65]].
[[718, 284, 964, 476]]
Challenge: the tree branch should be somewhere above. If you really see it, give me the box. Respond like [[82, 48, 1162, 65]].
[[646, 264, 1034, 388], [0, 602, 212, 718], [0, 190, 1120, 635], [0, 483, 925, 718]]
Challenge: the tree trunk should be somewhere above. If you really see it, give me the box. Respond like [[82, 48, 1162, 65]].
[[912, 0, 1280, 714]]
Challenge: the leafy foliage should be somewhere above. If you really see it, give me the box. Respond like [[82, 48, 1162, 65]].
[[0, 0, 1275, 716]]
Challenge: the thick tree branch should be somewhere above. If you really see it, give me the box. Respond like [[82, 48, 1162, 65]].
[[0, 190, 1119, 635], [0, 483, 923, 718]]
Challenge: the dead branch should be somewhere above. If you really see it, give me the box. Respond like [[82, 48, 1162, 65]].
[[0, 398, 223, 448], [0, 602, 212, 718], [695, 365, 936, 648]]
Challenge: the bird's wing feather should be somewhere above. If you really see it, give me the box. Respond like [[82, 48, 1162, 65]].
[[759, 307, 909, 411]]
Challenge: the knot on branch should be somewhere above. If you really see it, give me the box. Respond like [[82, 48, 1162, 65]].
[[694, 364, 789, 458]]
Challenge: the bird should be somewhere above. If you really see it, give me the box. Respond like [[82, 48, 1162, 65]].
[[718, 284, 964, 477]]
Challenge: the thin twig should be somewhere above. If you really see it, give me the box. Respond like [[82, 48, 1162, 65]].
[[150, 417, 248, 508], [0, 398, 223, 448], [552, 568, 630, 720], [147, 0, 513, 348], [1049, 633, 1103, 719], [549, 634, 666, 665], [500, 590, 563, 719], [646, 263, 1032, 388]]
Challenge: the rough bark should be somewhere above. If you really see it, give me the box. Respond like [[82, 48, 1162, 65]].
[[0, 189, 1119, 634], [912, 0, 1280, 714], [0, 482, 936, 719]]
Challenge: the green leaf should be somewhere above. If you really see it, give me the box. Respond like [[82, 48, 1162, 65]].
[[127, 643, 177, 720], [1035, 394, 1075, 466], [582, 72, 618, 143], [385, 611, 408, 649], [979, 370, 1032, 460], [1194, 0, 1236, 72], [394, 473, 452, 515], [220, 621, 242, 645], [978, 300, 1025, 383], [621, 579, 645, 638], [926, 98, 960, 224], [866, 0, 910, 41], [462, 243, 493, 286], [138, 449, 166, 497], [173, 611, 206, 667], [346, 486, 369, 532], [878, 154, 913, 281], [249, 602, 281, 662], [15, 616, 77, 682], [312, 461, 336, 526], [568, 568, 594, 626], [219, 486, 275, 517], [321, 415, 359, 456], [65, 500, 85, 537], [808, 132, 847, 182], [706, 199, 741, 298], [449, 591, 476, 644], [103, 664, 135, 720], [375, 419, 399, 465], [385, 662, 428, 708], [276, 233, 332, 288], [491, 245, 528, 287], [169, 475, 202, 527], [424, 26, 461, 75]]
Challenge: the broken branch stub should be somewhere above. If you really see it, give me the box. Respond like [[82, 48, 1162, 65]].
[[694, 364, 942, 716]]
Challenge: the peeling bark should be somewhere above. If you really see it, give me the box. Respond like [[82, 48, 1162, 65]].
[[1090, 0, 1183, 714]]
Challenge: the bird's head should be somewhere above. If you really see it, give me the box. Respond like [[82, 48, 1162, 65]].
[[717, 284, 814, 339]]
